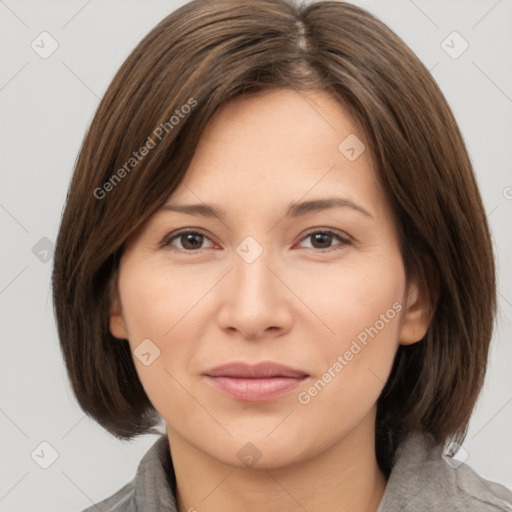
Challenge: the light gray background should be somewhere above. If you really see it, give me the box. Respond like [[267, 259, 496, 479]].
[[1, 0, 511, 510]]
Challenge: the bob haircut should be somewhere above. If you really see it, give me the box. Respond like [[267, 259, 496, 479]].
[[52, 0, 496, 475]]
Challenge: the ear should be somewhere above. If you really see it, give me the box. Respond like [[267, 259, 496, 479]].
[[109, 278, 129, 340], [398, 279, 432, 346]]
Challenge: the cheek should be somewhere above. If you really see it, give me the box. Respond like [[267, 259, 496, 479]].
[[117, 258, 222, 391], [301, 256, 404, 416], [115, 260, 189, 392], [116, 261, 204, 415], [299, 247, 405, 341], [118, 258, 208, 340]]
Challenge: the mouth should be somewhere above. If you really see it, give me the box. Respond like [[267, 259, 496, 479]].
[[202, 361, 310, 402]]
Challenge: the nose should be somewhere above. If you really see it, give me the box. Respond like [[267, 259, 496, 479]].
[[216, 243, 293, 341]]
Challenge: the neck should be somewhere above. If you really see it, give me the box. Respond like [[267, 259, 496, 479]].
[[167, 415, 387, 512]]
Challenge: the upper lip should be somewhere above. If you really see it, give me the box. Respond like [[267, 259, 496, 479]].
[[203, 361, 309, 379]]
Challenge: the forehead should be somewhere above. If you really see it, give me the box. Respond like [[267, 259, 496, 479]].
[[166, 88, 385, 217]]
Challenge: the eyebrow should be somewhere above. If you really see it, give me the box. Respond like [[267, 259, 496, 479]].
[[160, 197, 373, 220]]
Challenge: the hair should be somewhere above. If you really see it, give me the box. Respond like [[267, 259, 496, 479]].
[[52, 0, 496, 476]]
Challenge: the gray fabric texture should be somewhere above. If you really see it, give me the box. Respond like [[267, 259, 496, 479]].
[[83, 432, 512, 511]]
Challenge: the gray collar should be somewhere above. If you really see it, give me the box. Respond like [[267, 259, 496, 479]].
[[92, 431, 512, 511], [376, 432, 512, 511]]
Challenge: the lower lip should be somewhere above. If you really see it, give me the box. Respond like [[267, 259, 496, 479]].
[[204, 376, 308, 402]]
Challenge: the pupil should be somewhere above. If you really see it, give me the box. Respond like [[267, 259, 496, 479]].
[[312, 233, 331, 249], [183, 233, 202, 250]]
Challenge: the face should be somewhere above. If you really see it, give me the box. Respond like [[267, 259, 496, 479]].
[[110, 88, 429, 469]]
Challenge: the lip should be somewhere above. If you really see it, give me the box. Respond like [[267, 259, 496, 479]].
[[204, 361, 309, 379], [203, 361, 309, 402]]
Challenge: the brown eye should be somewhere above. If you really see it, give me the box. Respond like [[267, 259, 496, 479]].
[[162, 231, 214, 252], [161, 228, 351, 254], [298, 229, 351, 252]]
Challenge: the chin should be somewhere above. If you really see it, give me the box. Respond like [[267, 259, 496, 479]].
[[205, 429, 316, 470]]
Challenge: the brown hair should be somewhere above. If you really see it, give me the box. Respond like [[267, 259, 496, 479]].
[[52, 0, 496, 474]]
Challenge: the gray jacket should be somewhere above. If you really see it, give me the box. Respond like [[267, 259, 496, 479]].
[[83, 432, 512, 511]]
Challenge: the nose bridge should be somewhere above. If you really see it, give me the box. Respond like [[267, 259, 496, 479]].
[[232, 234, 277, 301], [217, 233, 292, 337]]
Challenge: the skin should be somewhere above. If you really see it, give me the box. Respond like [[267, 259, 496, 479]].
[[110, 88, 430, 512]]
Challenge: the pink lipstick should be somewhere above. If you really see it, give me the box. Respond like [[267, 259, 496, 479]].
[[203, 361, 309, 402]]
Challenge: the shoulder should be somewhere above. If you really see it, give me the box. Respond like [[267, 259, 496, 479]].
[[453, 462, 512, 511], [81, 434, 178, 512], [378, 432, 512, 512], [82, 481, 135, 512]]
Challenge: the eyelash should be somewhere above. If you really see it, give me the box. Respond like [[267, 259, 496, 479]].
[[160, 228, 352, 254]]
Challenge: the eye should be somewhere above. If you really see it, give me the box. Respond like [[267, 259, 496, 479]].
[[161, 230, 215, 252], [161, 228, 351, 254], [297, 229, 351, 252]]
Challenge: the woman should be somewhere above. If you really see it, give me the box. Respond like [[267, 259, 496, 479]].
[[52, 0, 512, 510]]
